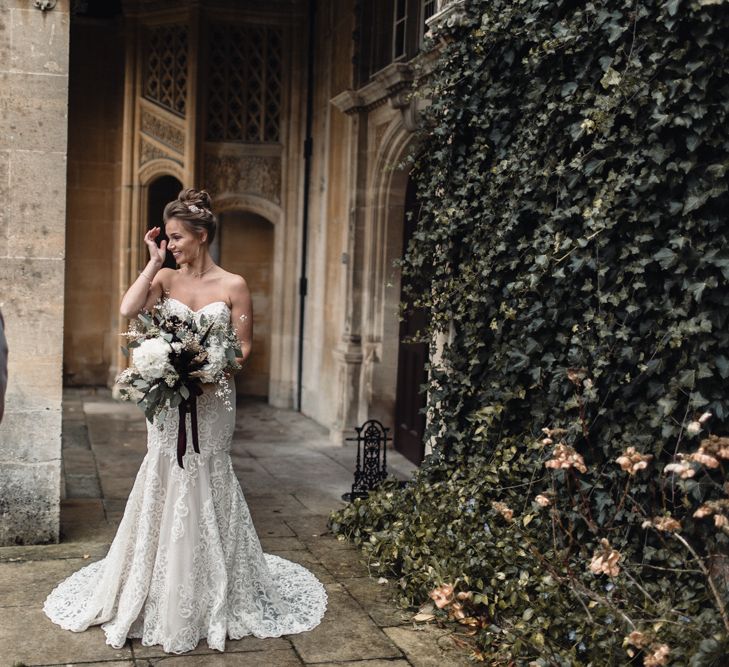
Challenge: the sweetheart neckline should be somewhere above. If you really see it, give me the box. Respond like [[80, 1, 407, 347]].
[[165, 297, 231, 314]]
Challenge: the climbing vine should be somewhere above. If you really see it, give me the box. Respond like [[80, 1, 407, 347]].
[[330, 0, 729, 664]]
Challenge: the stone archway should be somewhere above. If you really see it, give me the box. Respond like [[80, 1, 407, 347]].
[[146, 175, 182, 270], [359, 121, 413, 429], [218, 210, 275, 399], [358, 118, 432, 463]]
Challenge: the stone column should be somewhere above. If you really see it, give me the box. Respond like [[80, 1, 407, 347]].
[[329, 105, 367, 444], [0, 1, 70, 545]]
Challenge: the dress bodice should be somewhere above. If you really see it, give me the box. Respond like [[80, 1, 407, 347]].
[[162, 297, 232, 326]]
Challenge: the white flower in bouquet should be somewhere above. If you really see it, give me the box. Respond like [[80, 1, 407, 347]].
[[199, 342, 227, 382], [133, 337, 174, 381]]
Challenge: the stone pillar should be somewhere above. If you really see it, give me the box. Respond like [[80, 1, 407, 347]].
[[329, 103, 368, 444], [0, 1, 70, 545]]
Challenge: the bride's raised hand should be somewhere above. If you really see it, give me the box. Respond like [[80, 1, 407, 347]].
[[144, 226, 167, 267]]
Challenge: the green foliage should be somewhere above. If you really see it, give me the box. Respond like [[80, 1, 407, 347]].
[[330, 0, 729, 664]]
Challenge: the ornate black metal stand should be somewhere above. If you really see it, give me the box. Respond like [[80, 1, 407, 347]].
[[342, 419, 391, 501]]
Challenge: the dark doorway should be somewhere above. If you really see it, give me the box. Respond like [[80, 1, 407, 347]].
[[393, 176, 429, 465], [147, 175, 182, 270]]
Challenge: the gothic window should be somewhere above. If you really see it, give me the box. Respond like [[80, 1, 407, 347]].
[[206, 24, 283, 143], [393, 0, 407, 60], [143, 24, 188, 117], [356, 0, 436, 85]]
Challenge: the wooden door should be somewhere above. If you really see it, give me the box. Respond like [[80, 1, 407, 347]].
[[394, 177, 428, 465]]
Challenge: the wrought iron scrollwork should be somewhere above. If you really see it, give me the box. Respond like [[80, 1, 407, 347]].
[[342, 419, 391, 501]]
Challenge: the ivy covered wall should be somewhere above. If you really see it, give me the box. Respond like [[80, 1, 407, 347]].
[[331, 1, 729, 664]]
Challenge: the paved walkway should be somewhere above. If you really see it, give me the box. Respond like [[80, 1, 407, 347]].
[[0, 388, 470, 666]]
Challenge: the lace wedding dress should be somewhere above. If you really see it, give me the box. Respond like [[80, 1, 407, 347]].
[[43, 298, 328, 653]]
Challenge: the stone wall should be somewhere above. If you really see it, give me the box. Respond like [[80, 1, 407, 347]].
[[0, 0, 71, 545]]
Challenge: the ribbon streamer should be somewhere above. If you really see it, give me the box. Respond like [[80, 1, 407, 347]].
[[176, 391, 201, 468]]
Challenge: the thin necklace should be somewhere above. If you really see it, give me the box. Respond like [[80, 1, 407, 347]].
[[186, 263, 215, 278]]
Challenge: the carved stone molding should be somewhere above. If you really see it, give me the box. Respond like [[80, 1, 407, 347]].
[[140, 137, 182, 166], [426, 0, 469, 38], [140, 109, 185, 154], [331, 62, 414, 116], [204, 153, 281, 204]]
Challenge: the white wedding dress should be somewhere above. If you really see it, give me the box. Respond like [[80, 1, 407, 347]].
[[43, 298, 328, 653]]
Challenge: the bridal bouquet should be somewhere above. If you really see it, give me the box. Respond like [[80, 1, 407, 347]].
[[115, 300, 242, 467]]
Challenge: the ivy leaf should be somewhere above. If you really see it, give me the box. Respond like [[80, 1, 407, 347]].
[[653, 247, 677, 269]]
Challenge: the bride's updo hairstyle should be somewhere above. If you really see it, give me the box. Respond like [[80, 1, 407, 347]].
[[162, 187, 217, 245]]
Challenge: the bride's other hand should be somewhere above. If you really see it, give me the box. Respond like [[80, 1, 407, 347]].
[[119, 228, 170, 319], [144, 226, 167, 267]]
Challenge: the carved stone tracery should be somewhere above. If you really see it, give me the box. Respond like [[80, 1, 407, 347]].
[[206, 23, 283, 143], [140, 109, 185, 154], [204, 154, 281, 204], [143, 23, 188, 117], [140, 137, 182, 166]]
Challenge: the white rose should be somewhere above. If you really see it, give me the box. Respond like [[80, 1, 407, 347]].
[[133, 337, 174, 381]]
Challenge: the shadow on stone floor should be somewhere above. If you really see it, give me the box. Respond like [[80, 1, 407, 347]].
[[0, 388, 471, 666]]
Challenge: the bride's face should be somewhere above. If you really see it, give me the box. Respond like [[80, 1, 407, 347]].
[[165, 217, 205, 265]]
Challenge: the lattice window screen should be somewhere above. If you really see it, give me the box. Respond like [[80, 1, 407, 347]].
[[144, 24, 188, 117], [206, 24, 283, 143]]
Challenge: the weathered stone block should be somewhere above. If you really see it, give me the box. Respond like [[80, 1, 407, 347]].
[[0, 461, 60, 546], [0, 71, 69, 152], [0, 408, 61, 463], [0, 12, 9, 76], [7, 148, 67, 258], [4, 356, 63, 410], [0, 258, 64, 419], [8, 8, 70, 76], [0, 149, 7, 257]]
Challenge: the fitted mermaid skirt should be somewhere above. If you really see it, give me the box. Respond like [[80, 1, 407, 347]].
[[43, 301, 327, 654]]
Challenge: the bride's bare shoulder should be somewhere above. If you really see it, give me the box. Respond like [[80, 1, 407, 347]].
[[219, 269, 249, 290], [154, 267, 176, 285]]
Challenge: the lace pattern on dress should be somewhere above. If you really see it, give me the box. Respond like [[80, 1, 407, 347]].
[[42, 298, 328, 653]]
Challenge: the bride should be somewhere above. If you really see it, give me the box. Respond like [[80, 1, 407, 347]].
[[43, 188, 328, 653]]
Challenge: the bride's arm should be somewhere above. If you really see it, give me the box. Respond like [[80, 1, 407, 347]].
[[229, 275, 253, 367], [119, 227, 168, 319]]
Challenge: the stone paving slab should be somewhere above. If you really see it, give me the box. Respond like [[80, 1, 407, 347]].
[[314, 661, 411, 667], [136, 647, 304, 666], [132, 634, 292, 659], [0, 389, 462, 667], [41, 662, 133, 667], [383, 625, 474, 667], [339, 576, 413, 628], [0, 557, 92, 607], [0, 604, 133, 665], [0, 541, 110, 563], [288, 586, 404, 663]]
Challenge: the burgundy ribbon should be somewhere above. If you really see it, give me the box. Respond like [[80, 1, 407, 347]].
[[176, 392, 200, 468]]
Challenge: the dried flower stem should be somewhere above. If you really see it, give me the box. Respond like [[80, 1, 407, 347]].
[[670, 532, 729, 634]]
